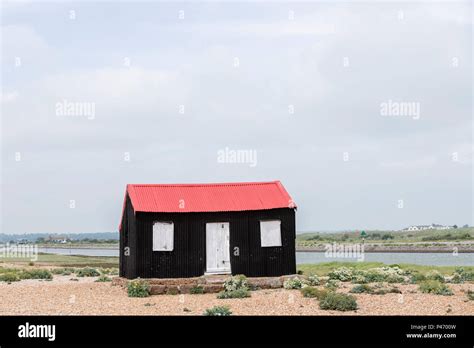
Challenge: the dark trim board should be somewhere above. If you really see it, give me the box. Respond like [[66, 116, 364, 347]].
[[119, 194, 296, 279]]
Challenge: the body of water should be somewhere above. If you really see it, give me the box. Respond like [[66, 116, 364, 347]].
[[39, 247, 118, 257], [38, 247, 474, 266]]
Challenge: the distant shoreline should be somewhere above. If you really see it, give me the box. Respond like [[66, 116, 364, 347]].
[[33, 244, 474, 253], [37, 244, 118, 250], [297, 244, 474, 253]]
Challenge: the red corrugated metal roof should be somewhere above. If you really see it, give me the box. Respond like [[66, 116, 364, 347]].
[[125, 181, 296, 214]]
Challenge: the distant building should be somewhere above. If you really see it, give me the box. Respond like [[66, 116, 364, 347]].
[[47, 235, 69, 244], [403, 223, 453, 231]]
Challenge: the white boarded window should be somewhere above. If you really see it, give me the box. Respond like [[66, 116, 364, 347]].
[[153, 222, 174, 251], [260, 220, 282, 247]]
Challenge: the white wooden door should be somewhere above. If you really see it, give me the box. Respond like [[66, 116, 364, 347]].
[[206, 222, 231, 274]]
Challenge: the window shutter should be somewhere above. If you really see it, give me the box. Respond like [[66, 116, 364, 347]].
[[260, 220, 282, 247], [153, 222, 174, 251]]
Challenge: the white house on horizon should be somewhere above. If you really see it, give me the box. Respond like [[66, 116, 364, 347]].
[[403, 224, 453, 231]]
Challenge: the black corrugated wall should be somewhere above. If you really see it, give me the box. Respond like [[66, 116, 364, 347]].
[[119, 195, 137, 278], [120, 207, 296, 279]]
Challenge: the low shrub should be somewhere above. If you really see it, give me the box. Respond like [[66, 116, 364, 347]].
[[350, 284, 373, 294], [217, 288, 250, 299], [0, 273, 20, 282], [331, 266, 406, 284], [98, 268, 119, 276], [419, 280, 453, 296], [425, 270, 445, 283], [223, 275, 248, 292], [51, 267, 75, 275], [328, 267, 353, 282], [300, 287, 330, 299], [307, 274, 320, 286], [373, 287, 402, 295], [284, 277, 307, 289], [319, 292, 358, 311], [351, 274, 369, 284], [76, 267, 100, 277], [95, 275, 112, 282], [203, 306, 232, 316], [452, 268, 474, 283], [410, 273, 426, 284], [190, 285, 205, 294], [109, 268, 119, 276], [325, 279, 340, 291], [20, 269, 53, 280], [127, 279, 150, 298], [467, 290, 474, 301], [449, 273, 463, 284], [386, 274, 405, 283]]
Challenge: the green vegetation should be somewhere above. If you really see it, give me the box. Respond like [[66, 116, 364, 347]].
[[350, 284, 401, 295], [410, 273, 427, 284], [298, 262, 474, 278], [190, 285, 205, 294], [450, 268, 474, 283], [418, 280, 453, 296], [76, 267, 100, 277], [98, 268, 119, 276], [298, 263, 474, 289], [325, 279, 340, 290], [300, 287, 330, 299], [307, 274, 320, 286], [223, 275, 248, 292], [319, 292, 358, 311], [95, 275, 112, 282], [327, 265, 406, 284], [19, 269, 53, 280], [283, 277, 307, 289], [51, 268, 73, 275], [297, 227, 474, 246], [373, 286, 401, 295], [467, 290, 474, 301], [421, 233, 471, 241], [0, 267, 52, 281], [0, 253, 118, 268], [203, 306, 232, 316], [0, 273, 20, 282], [0, 265, 119, 281], [218, 275, 251, 299], [217, 288, 251, 299], [127, 279, 150, 298], [424, 270, 445, 283], [350, 284, 373, 294]]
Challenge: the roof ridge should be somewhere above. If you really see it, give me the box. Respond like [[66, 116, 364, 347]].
[[119, 180, 296, 222], [129, 181, 280, 187]]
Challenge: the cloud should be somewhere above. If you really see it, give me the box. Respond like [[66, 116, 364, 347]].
[[1, 1, 472, 233], [0, 91, 19, 103]]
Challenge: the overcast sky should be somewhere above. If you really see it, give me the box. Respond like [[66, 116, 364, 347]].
[[1, 1, 472, 234]]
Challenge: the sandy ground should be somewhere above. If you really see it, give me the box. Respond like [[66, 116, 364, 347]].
[[0, 276, 473, 315]]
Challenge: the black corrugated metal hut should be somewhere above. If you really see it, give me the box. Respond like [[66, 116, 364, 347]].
[[118, 181, 297, 279]]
